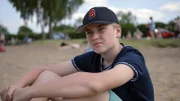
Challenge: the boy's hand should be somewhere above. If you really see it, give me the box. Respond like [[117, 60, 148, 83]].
[[0, 85, 19, 101], [12, 87, 31, 101], [0, 87, 8, 101]]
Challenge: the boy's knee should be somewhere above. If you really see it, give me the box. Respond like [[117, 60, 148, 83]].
[[35, 70, 61, 84], [39, 70, 59, 77]]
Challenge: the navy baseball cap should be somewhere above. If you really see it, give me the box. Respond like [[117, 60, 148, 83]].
[[76, 7, 119, 33]]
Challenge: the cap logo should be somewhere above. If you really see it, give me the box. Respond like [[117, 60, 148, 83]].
[[89, 9, 95, 20]]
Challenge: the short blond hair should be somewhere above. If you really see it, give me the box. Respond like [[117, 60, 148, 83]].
[[112, 23, 121, 29]]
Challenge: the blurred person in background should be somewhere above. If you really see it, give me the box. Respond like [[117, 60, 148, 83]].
[[148, 17, 156, 39], [174, 18, 180, 38], [133, 28, 143, 40], [0, 32, 6, 52], [126, 31, 132, 39]]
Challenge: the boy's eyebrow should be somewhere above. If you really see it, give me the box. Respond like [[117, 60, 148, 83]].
[[84, 27, 91, 32], [97, 24, 107, 28]]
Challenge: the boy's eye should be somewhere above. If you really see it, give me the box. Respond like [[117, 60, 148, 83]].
[[86, 32, 92, 35], [98, 27, 105, 31]]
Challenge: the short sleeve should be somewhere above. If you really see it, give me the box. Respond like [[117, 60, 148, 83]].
[[71, 52, 93, 71], [114, 51, 146, 82]]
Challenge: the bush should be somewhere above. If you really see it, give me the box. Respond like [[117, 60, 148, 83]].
[[5, 33, 43, 41], [67, 32, 86, 39]]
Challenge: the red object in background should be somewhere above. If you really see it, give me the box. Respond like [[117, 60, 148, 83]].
[[0, 45, 5, 52], [147, 29, 175, 38], [161, 30, 175, 38], [147, 31, 151, 37]]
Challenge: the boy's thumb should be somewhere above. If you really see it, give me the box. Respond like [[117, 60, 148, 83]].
[[0, 90, 2, 96]]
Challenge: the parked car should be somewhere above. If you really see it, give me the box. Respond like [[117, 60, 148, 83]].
[[158, 28, 175, 38], [52, 32, 70, 40], [147, 28, 175, 38]]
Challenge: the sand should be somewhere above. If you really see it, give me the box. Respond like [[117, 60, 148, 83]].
[[0, 43, 180, 101]]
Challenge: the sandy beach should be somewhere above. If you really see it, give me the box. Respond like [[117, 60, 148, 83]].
[[0, 43, 180, 101]]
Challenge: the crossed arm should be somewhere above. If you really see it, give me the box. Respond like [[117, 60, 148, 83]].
[[0, 60, 77, 101], [0, 61, 134, 101]]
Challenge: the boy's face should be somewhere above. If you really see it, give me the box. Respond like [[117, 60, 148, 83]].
[[85, 23, 121, 54]]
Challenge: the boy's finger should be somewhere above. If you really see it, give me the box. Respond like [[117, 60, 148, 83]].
[[0, 89, 4, 100], [0, 91, 2, 100], [0, 89, 4, 96], [4, 87, 9, 101], [7, 87, 15, 101], [0, 90, 2, 96], [1, 88, 7, 101]]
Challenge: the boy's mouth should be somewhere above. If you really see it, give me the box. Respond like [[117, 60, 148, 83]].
[[93, 42, 102, 46]]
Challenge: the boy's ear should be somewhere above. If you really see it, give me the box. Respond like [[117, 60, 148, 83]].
[[116, 24, 121, 38]]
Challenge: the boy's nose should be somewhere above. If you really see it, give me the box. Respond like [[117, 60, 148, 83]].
[[91, 33, 99, 40]]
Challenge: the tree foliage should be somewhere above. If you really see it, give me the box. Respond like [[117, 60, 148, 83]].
[[17, 26, 33, 35], [117, 11, 136, 37], [9, 0, 84, 39], [74, 17, 83, 28], [9, 0, 36, 25], [117, 11, 137, 24], [121, 23, 136, 37], [167, 16, 180, 32], [0, 24, 9, 34], [155, 22, 167, 28], [53, 25, 76, 33], [137, 24, 149, 37]]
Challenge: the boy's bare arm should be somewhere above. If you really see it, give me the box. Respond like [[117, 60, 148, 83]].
[[20, 64, 134, 99], [15, 60, 77, 87], [0, 60, 77, 101]]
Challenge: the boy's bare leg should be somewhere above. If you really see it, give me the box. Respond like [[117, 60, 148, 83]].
[[61, 91, 109, 101], [29, 70, 110, 101], [30, 70, 62, 101], [150, 31, 155, 38]]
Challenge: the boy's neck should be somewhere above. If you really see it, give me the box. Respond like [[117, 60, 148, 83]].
[[102, 43, 123, 68]]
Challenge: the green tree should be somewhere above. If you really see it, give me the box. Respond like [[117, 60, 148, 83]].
[[9, 0, 84, 39], [43, 0, 84, 38], [9, 0, 36, 26], [0, 24, 9, 34], [167, 16, 180, 31], [117, 11, 136, 37], [74, 17, 83, 28], [121, 23, 136, 37], [53, 24, 76, 33], [117, 11, 137, 24], [155, 22, 167, 28], [18, 26, 33, 35], [137, 24, 148, 37]]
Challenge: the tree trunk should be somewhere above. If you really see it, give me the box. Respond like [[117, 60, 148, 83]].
[[41, 24, 45, 40], [48, 17, 52, 39], [54, 21, 57, 28], [24, 19, 28, 27]]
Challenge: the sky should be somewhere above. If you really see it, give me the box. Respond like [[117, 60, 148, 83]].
[[0, 0, 180, 34]]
